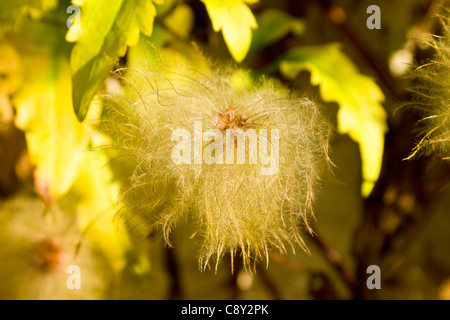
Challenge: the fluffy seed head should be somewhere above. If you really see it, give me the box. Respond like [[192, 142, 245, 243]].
[[409, 11, 450, 160], [100, 47, 332, 270], [0, 195, 104, 299]]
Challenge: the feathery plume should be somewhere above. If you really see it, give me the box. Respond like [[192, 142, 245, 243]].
[[100, 47, 332, 270]]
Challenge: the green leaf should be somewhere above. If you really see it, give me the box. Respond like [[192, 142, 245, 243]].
[[67, 0, 157, 122], [201, 0, 257, 62], [249, 8, 305, 56], [278, 43, 387, 197]]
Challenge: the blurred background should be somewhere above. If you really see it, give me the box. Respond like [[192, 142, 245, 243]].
[[0, 0, 449, 300]]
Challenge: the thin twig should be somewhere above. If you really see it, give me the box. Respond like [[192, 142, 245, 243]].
[[381, 164, 450, 281], [268, 250, 308, 273], [308, 231, 357, 291]]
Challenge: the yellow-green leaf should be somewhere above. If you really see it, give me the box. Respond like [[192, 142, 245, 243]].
[[14, 60, 102, 203], [9, 17, 129, 271], [11, 20, 98, 203], [163, 4, 194, 39], [0, 42, 21, 123], [278, 43, 387, 197], [66, 137, 130, 274], [201, 0, 257, 62], [67, 0, 157, 122]]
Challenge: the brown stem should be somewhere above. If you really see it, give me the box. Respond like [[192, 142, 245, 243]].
[[268, 250, 308, 273], [165, 246, 182, 299], [381, 164, 450, 281], [308, 231, 357, 292]]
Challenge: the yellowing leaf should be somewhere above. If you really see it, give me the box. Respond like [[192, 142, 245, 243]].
[[14, 57, 101, 203], [67, 139, 129, 274], [0, 42, 20, 75], [201, 0, 257, 62], [279, 43, 387, 197], [10, 18, 99, 204], [9, 17, 129, 272], [68, 0, 157, 121], [0, 42, 21, 122]]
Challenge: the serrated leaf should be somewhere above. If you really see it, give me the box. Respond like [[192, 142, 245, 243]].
[[11, 19, 99, 204], [201, 0, 257, 62], [278, 43, 387, 197], [249, 8, 305, 56], [10, 18, 129, 271], [67, 0, 157, 122]]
